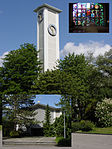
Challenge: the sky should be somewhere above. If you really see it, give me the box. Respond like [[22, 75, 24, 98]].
[[0, 0, 112, 107]]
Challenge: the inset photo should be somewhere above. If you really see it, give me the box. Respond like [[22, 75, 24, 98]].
[[69, 3, 109, 33]]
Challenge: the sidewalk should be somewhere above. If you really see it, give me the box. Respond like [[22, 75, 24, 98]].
[[3, 137, 56, 145]]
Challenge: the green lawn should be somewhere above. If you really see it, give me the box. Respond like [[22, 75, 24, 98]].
[[77, 127, 112, 135]]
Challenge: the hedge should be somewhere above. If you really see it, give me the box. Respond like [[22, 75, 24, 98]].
[[0, 125, 2, 131]]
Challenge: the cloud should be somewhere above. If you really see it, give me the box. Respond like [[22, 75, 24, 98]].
[[0, 52, 9, 67], [60, 41, 112, 58]]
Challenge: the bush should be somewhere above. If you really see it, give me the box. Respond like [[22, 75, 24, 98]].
[[72, 120, 95, 132], [95, 99, 112, 127], [72, 122, 82, 132], [2, 117, 14, 137], [9, 130, 20, 138], [57, 137, 71, 147], [0, 125, 2, 131], [80, 120, 95, 131]]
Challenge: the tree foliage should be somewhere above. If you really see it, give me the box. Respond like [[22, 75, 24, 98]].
[[2, 94, 36, 131], [32, 69, 62, 94], [33, 53, 103, 122], [96, 49, 112, 98], [43, 104, 53, 136], [1, 43, 41, 94], [53, 114, 71, 138], [58, 53, 101, 121]]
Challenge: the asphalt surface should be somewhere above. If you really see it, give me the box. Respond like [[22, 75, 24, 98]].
[[3, 137, 56, 145], [1, 144, 71, 149], [1, 137, 72, 149], [1, 134, 112, 149]]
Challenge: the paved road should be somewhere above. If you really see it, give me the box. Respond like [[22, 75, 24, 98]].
[[2, 134, 112, 149], [1, 137, 72, 149], [1, 144, 72, 149]]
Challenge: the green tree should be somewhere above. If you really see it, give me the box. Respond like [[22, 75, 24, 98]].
[[96, 49, 112, 99], [0, 98, 2, 125], [32, 69, 62, 94], [53, 114, 71, 138], [0, 67, 4, 125], [33, 53, 102, 121], [58, 53, 95, 121], [1, 43, 41, 94], [2, 94, 37, 131], [43, 104, 52, 136], [85, 49, 112, 121]]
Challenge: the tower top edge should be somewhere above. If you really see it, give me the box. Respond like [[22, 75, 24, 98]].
[[34, 3, 62, 13]]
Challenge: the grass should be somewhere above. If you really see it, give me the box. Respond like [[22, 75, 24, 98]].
[[55, 136, 64, 144], [55, 136, 71, 147], [76, 127, 112, 135], [0, 125, 2, 131]]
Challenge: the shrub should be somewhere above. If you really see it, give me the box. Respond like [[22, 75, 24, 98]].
[[72, 122, 82, 132], [57, 137, 71, 147], [72, 120, 95, 132], [0, 125, 2, 131], [80, 120, 95, 131], [9, 130, 20, 138], [2, 117, 14, 137], [95, 99, 112, 127]]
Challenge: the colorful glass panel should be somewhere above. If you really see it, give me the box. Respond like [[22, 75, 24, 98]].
[[82, 3, 87, 9], [87, 10, 90, 16], [73, 3, 104, 27], [95, 4, 99, 9], [82, 12, 86, 17], [73, 4, 77, 9], [87, 3, 90, 9], [78, 3, 81, 9]]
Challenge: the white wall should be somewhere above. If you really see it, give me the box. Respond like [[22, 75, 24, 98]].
[[72, 133, 112, 149], [34, 108, 62, 127], [37, 7, 60, 72], [0, 127, 2, 147]]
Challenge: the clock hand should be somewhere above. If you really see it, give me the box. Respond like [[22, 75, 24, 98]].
[[51, 27, 54, 34]]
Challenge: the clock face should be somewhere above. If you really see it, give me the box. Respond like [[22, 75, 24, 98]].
[[38, 11, 43, 23], [48, 24, 57, 36]]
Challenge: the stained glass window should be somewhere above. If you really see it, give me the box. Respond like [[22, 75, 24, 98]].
[[73, 3, 104, 27]]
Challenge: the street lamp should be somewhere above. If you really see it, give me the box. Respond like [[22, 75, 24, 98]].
[[64, 111, 66, 139]]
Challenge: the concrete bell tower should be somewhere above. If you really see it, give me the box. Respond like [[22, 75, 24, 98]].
[[34, 4, 62, 72]]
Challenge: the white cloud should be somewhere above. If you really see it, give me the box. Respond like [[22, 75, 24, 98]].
[[60, 41, 112, 58], [0, 52, 9, 67]]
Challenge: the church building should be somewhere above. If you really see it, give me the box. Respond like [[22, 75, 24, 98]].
[[29, 103, 62, 136], [34, 4, 62, 72]]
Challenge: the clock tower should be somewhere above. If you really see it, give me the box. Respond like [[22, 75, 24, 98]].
[[34, 4, 62, 72]]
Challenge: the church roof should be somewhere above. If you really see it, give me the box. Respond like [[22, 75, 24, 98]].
[[31, 103, 62, 112], [34, 3, 62, 13]]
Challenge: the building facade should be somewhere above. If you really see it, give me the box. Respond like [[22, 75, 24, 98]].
[[28, 103, 62, 136], [34, 4, 62, 72]]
